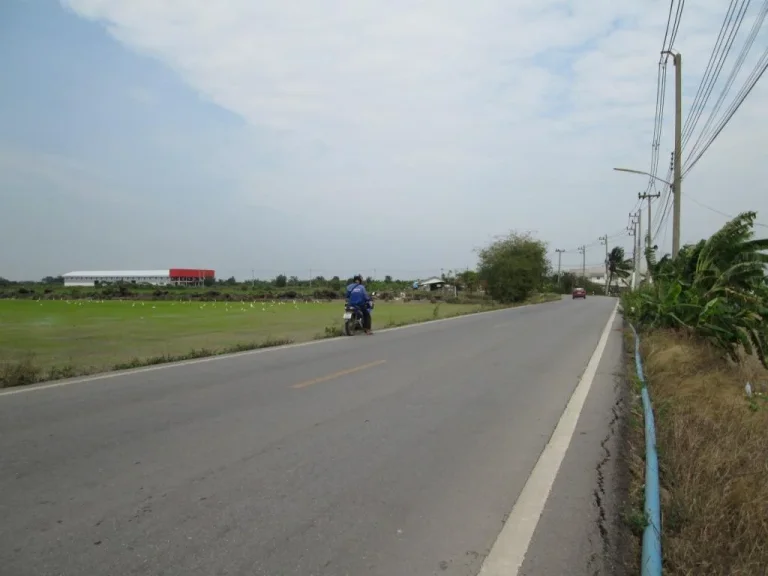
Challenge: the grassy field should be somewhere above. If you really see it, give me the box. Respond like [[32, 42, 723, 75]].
[[1, 297, 558, 386]]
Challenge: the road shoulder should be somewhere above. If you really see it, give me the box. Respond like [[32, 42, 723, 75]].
[[517, 311, 636, 575]]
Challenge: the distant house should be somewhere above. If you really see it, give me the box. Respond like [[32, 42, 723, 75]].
[[418, 277, 447, 292]]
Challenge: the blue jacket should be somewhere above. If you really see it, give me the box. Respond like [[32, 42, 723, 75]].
[[346, 283, 370, 306]]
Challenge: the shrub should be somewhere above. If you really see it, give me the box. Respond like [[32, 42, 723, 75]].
[[623, 211, 768, 367]]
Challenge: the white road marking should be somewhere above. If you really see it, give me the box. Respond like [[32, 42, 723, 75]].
[[0, 299, 564, 397], [478, 300, 619, 576]]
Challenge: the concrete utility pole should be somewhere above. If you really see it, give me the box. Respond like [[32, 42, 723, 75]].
[[555, 249, 565, 285], [577, 245, 586, 283], [637, 209, 642, 277], [664, 51, 683, 258], [628, 212, 639, 289], [638, 191, 661, 250], [599, 235, 609, 295]]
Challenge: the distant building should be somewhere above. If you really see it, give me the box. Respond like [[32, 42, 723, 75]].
[[563, 265, 624, 288], [63, 269, 215, 287], [417, 277, 447, 291]]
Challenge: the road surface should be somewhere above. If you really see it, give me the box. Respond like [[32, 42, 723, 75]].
[[0, 296, 627, 576]]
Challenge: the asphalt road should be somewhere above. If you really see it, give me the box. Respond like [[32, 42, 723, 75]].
[[0, 296, 624, 576]]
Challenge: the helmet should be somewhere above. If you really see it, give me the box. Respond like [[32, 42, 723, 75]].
[[353, 274, 363, 283]]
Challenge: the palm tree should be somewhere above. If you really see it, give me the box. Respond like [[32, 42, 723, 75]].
[[607, 246, 633, 293]]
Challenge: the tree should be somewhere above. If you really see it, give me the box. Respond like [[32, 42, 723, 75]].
[[477, 231, 548, 303], [456, 270, 479, 291], [384, 275, 393, 283], [274, 274, 287, 288], [607, 246, 633, 291], [41, 276, 64, 284], [330, 276, 342, 291]]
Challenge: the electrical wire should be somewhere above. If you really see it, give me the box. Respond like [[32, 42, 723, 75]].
[[644, 0, 683, 195], [683, 192, 768, 227], [652, 164, 674, 242], [681, 0, 750, 152], [683, 43, 768, 176], [686, 0, 768, 164], [668, 0, 686, 47]]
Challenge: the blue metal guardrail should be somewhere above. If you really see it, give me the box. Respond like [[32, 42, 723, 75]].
[[629, 323, 662, 576]]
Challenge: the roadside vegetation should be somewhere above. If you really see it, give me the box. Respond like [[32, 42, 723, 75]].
[[621, 211, 768, 574], [1, 232, 566, 388]]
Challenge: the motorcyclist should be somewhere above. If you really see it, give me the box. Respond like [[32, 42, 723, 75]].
[[346, 274, 373, 334]]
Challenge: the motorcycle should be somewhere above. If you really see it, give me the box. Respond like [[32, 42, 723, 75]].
[[342, 300, 374, 336]]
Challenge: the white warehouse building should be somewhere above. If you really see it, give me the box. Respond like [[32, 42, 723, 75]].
[[63, 268, 215, 287]]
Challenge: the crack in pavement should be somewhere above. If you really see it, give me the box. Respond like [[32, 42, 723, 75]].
[[586, 374, 624, 576]]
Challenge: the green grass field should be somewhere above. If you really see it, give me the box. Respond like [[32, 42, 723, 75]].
[[0, 298, 493, 380]]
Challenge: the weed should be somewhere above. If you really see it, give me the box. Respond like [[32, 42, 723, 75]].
[[323, 325, 343, 338], [639, 330, 768, 575], [0, 354, 41, 388]]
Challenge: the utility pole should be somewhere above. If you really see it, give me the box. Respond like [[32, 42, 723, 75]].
[[555, 249, 565, 287], [599, 235, 609, 295], [638, 191, 661, 250], [655, 50, 682, 257], [637, 209, 642, 278], [628, 212, 639, 289], [577, 245, 586, 284]]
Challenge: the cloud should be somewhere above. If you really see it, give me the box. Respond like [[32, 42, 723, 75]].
[[10, 0, 768, 277]]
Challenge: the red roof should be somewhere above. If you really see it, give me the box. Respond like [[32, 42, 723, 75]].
[[169, 269, 215, 278]]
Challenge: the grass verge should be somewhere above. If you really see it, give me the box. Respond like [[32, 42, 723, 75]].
[[1, 293, 561, 388], [623, 328, 768, 575]]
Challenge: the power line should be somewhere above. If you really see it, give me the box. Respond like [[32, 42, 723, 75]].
[[683, 43, 768, 176], [686, 0, 768, 165], [560, 229, 629, 255], [645, 0, 683, 195], [680, 0, 750, 152], [683, 192, 768, 227], [668, 0, 686, 48], [652, 161, 675, 242]]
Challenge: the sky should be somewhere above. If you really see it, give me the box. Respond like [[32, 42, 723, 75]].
[[1, 0, 767, 281]]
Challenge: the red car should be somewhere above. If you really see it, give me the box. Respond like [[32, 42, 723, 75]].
[[572, 287, 586, 299]]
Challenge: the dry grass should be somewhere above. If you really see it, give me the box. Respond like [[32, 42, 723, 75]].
[[639, 329, 768, 575]]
